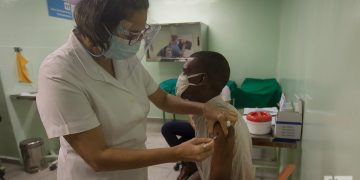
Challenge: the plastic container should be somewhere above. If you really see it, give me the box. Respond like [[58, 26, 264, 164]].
[[245, 111, 272, 135], [19, 138, 48, 173]]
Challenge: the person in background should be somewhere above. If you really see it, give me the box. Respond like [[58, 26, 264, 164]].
[[181, 40, 193, 58], [178, 39, 185, 50], [161, 85, 232, 180], [176, 51, 254, 180], [157, 35, 182, 58], [157, 43, 172, 58], [36, 0, 238, 180], [169, 34, 182, 57]]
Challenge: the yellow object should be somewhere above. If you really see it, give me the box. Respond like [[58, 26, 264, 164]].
[[16, 52, 32, 83]]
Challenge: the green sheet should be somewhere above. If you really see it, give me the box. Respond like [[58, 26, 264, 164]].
[[234, 78, 282, 108]]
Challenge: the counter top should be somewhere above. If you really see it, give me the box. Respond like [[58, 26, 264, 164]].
[[251, 132, 298, 149], [10, 92, 36, 100]]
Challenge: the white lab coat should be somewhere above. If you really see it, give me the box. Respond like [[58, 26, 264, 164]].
[[36, 32, 159, 180]]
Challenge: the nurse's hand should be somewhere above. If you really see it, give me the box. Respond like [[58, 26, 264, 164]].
[[203, 103, 238, 137], [174, 138, 214, 162]]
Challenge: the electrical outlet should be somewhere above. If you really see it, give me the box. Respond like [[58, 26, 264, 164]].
[[325, 176, 353, 180]]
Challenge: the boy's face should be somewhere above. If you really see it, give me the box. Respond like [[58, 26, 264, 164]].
[[165, 46, 172, 57], [178, 59, 209, 102]]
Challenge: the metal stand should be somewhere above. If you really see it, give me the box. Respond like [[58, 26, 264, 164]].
[[173, 161, 181, 171], [0, 159, 5, 180], [162, 111, 176, 123], [0, 115, 5, 180], [45, 150, 58, 171]]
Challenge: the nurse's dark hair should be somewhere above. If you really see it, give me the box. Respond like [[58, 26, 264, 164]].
[[74, 0, 149, 51], [190, 51, 230, 94]]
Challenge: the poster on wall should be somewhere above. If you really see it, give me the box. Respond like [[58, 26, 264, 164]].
[[146, 22, 205, 62], [47, 0, 73, 20]]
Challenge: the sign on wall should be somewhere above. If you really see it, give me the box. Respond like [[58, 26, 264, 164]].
[[47, 0, 73, 20]]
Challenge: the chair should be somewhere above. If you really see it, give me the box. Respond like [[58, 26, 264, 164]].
[[159, 78, 178, 123], [278, 164, 296, 180]]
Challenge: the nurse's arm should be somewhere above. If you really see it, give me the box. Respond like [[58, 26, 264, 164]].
[[63, 126, 214, 172], [149, 88, 204, 114]]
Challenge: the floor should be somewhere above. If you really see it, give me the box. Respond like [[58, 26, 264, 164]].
[[1, 119, 180, 180]]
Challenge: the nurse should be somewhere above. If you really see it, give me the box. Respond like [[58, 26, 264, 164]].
[[36, 0, 237, 180]]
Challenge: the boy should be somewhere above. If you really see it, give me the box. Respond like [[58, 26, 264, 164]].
[[176, 51, 254, 180]]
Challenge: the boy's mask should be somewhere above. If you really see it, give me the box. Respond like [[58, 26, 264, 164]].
[[176, 72, 206, 97]]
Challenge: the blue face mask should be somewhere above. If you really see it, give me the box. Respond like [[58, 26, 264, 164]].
[[103, 28, 141, 60]]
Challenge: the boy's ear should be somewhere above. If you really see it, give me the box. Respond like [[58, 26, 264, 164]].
[[199, 75, 210, 86]]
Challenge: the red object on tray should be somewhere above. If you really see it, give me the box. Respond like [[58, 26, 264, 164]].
[[246, 111, 272, 122]]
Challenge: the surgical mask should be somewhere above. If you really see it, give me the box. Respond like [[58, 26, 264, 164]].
[[176, 72, 206, 97], [95, 23, 160, 61], [103, 35, 141, 60]]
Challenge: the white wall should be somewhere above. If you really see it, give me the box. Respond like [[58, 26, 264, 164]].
[[0, 0, 282, 158], [277, 0, 360, 179], [145, 0, 281, 118], [0, 0, 74, 159]]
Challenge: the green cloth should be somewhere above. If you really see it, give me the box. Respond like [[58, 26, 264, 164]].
[[234, 78, 282, 108], [226, 80, 238, 104], [159, 78, 177, 95]]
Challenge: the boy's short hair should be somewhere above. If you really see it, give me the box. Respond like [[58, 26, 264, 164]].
[[190, 51, 230, 94]]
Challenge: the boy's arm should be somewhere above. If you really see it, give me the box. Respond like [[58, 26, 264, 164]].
[[209, 123, 235, 180]]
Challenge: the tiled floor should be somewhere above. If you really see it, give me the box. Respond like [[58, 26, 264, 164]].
[[1, 119, 180, 180], [146, 119, 180, 180]]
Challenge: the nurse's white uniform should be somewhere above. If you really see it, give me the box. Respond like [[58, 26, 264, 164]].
[[36, 32, 159, 180]]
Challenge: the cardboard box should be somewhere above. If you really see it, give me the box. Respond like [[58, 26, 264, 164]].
[[274, 111, 303, 141]]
